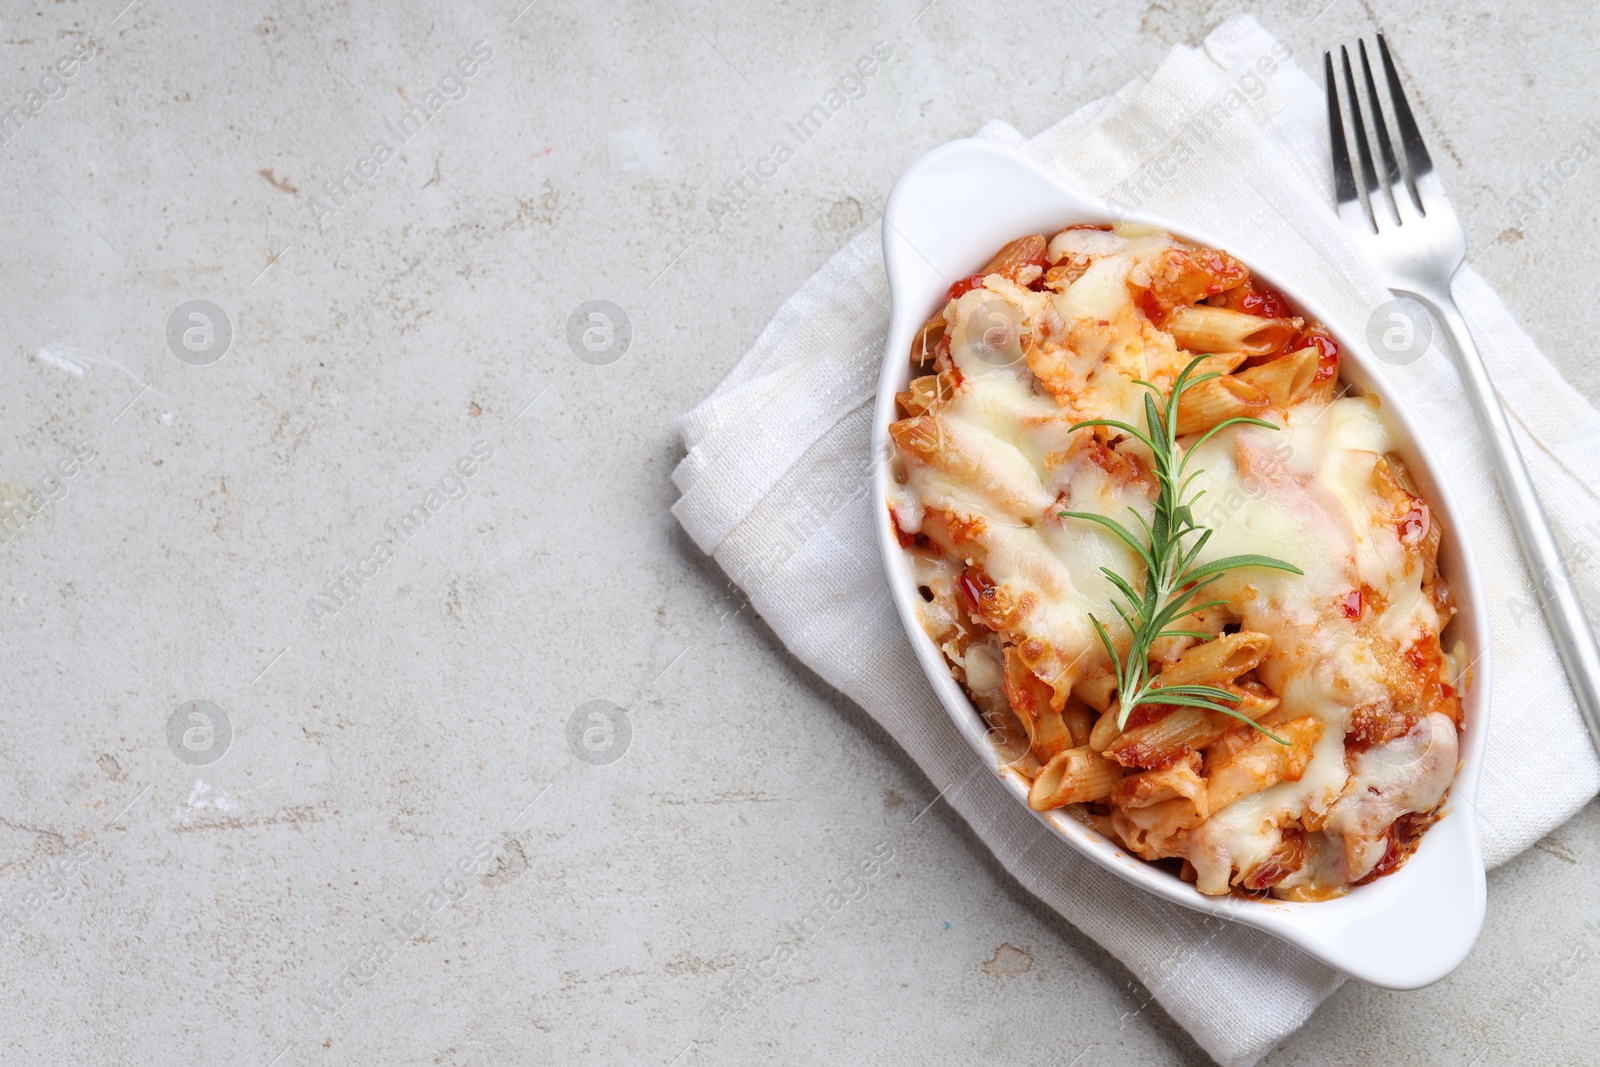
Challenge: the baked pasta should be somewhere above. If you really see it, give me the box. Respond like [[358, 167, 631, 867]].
[[887, 225, 1467, 900]]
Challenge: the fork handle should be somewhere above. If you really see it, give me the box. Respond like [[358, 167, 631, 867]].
[[1420, 285, 1600, 754]]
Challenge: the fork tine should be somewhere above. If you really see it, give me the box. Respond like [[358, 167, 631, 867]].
[[1376, 34, 1435, 181], [1324, 51, 1359, 210], [1357, 40, 1407, 219], [1339, 45, 1382, 228]]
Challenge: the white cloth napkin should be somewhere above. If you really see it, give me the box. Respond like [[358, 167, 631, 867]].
[[671, 15, 1600, 1065]]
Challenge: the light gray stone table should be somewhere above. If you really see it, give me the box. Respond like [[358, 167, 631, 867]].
[[2, 0, 1597, 1063]]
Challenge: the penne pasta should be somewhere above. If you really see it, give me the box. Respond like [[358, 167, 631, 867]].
[[1167, 304, 1301, 357], [1004, 648, 1075, 760], [1028, 746, 1123, 810], [1088, 703, 1122, 753], [1104, 707, 1235, 770], [1032, 709, 1078, 763], [1073, 665, 1119, 714], [1149, 603, 1236, 665], [1224, 678, 1280, 721], [1254, 699, 1304, 730], [979, 704, 1036, 771], [1107, 756, 1209, 860], [896, 373, 949, 417], [909, 312, 946, 371], [1155, 631, 1272, 688], [1205, 716, 1322, 812], [1381, 451, 1445, 582], [1138, 245, 1248, 317], [1111, 754, 1208, 818], [1236, 346, 1320, 407], [1063, 699, 1096, 748], [888, 414, 944, 460], [1108, 802, 1194, 860], [889, 226, 1467, 898], [978, 233, 1048, 286], [1175, 374, 1271, 436], [1191, 351, 1250, 376], [1419, 511, 1444, 584]]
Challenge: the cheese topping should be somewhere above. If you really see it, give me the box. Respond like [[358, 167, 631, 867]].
[[891, 227, 1463, 898]]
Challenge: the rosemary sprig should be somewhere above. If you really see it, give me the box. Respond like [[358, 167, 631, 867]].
[[1059, 355, 1303, 743]]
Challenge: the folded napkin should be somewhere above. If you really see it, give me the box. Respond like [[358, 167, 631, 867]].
[[671, 15, 1600, 1065]]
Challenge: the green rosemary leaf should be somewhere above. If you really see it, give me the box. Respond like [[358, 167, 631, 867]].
[[1089, 615, 1119, 669], [1186, 416, 1285, 459], [1125, 693, 1239, 713], [1129, 507, 1155, 542], [1100, 568, 1145, 610], [1143, 683, 1240, 702], [1112, 600, 1141, 638], [1155, 592, 1231, 635], [1149, 581, 1227, 630], [1181, 553, 1305, 584], [1144, 393, 1167, 459], [1065, 418, 1158, 454], [1066, 352, 1299, 747], [1162, 598, 1232, 624], [1150, 500, 1170, 552], [1129, 694, 1289, 743]]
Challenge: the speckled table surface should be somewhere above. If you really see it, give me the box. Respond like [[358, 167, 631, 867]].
[[2, 1, 1598, 1064]]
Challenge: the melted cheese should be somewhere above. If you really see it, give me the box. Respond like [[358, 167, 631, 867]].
[[891, 231, 1463, 896]]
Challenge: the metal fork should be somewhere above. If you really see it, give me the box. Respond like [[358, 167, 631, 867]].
[[1325, 35, 1600, 752]]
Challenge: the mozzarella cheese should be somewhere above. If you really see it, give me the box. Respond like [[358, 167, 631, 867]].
[[891, 229, 1463, 897]]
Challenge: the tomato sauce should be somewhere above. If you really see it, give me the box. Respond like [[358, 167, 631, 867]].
[[946, 274, 986, 302], [1354, 810, 1438, 886], [1299, 329, 1341, 381], [889, 506, 916, 548], [1399, 504, 1429, 543], [957, 570, 995, 617], [1240, 285, 1290, 319]]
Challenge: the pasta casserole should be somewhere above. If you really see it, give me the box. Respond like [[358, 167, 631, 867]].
[[887, 225, 1467, 900]]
